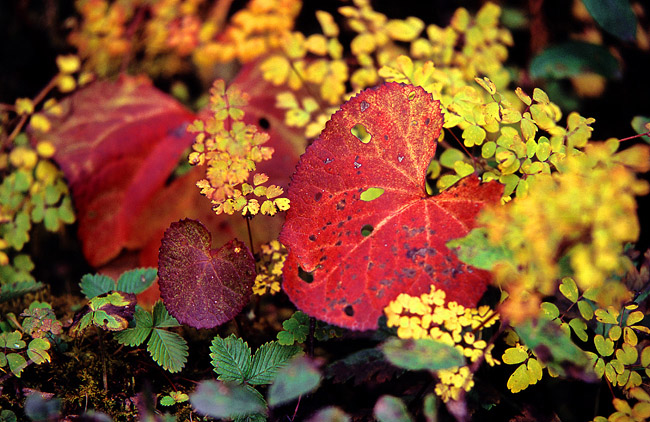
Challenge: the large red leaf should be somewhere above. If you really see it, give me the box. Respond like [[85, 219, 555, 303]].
[[158, 219, 256, 329], [279, 83, 503, 330], [35, 75, 196, 267]]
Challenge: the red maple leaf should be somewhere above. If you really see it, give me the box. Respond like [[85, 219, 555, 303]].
[[279, 83, 503, 330]]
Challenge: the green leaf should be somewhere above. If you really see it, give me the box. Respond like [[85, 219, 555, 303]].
[[152, 301, 180, 328], [277, 311, 310, 345], [578, 300, 594, 320], [559, 277, 579, 303], [631, 116, 650, 143], [191, 380, 266, 419], [446, 228, 513, 270], [307, 407, 351, 422], [116, 268, 157, 294], [43, 207, 61, 231], [582, 0, 637, 41], [515, 319, 589, 370], [267, 356, 322, 407], [0, 331, 26, 349], [569, 318, 589, 342], [359, 187, 385, 201], [530, 41, 620, 79], [147, 329, 188, 373], [248, 341, 302, 385], [27, 338, 51, 364], [540, 302, 559, 320], [594, 334, 615, 357], [160, 396, 176, 406], [373, 395, 414, 422], [0, 280, 44, 303], [1, 409, 18, 422], [114, 307, 153, 347], [502, 347, 528, 365], [7, 353, 28, 377], [69, 291, 136, 334], [57, 197, 75, 224], [210, 334, 253, 383], [79, 274, 115, 299], [439, 148, 465, 168], [381, 337, 465, 371]]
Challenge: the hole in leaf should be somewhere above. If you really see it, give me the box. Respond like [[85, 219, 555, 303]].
[[407, 91, 416, 100], [344, 305, 354, 316], [360, 187, 385, 201], [361, 224, 374, 237], [258, 117, 270, 129], [298, 266, 314, 283], [351, 123, 371, 144]]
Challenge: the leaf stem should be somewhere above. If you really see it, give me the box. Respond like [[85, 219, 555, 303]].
[[245, 216, 255, 255]]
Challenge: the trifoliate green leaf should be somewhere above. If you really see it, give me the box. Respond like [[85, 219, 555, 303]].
[[191, 380, 266, 419], [267, 356, 321, 407], [381, 338, 464, 371], [116, 268, 157, 294], [248, 341, 302, 385], [114, 307, 153, 347], [277, 311, 310, 345], [79, 274, 115, 299], [152, 301, 180, 328], [210, 334, 253, 383], [147, 329, 188, 373]]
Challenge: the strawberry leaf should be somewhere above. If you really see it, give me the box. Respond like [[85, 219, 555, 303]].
[[157, 219, 256, 329], [280, 83, 502, 330]]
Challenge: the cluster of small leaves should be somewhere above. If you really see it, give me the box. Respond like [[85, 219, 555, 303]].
[[383, 285, 499, 403], [68, 0, 300, 78], [499, 275, 650, 422], [188, 80, 289, 216], [0, 55, 87, 285], [276, 311, 341, 346], [204, 334, 301, 420], [159, 391, 189, 407], [69, 291, 137, 336], [79, 267, 158, 299], [114, 301, 189, 373], [0, 301, 61, 378], [476, 141, 650, 321], [252, 240, 286, 296], [262, 2, 512, 141]]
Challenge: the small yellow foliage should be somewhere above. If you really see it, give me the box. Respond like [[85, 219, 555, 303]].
[[252, 240, 287, 295], [188, 79, 289, 217], [56, 54, 81, 74], [384, 285, 499, 403]]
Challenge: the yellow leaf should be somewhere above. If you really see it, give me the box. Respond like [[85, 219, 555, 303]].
[[502, 347, 528, 365], [507, 363, 531, 393], [265, 185, 284, 199], [253, 173, 269, 186], [386, 17, 424, 41], [305, 34, 328, 56], [316, 10, 339, 37], [274, 197, 290, 211], [624, 327, 638, 346], [15, 98, 34, 115], [626, 311, 644, 326], [559, 277, 579, 303], [351, 33, 376, 56], [527, 358, 543, 382], [36, 141, 56, 158], [462, 125, 486, 147], [261, 55, 290, 85], [56, 54, 81, 74]]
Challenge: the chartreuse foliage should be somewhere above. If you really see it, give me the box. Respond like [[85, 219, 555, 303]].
[[253, 240, 287, 296], [190, 334, 303, 420], [0, 301, 62, 378], [276, 311, 341, 346], [113, 301, 189, 373], [187, 80, 290, 216], [1, 54, 86, 292]]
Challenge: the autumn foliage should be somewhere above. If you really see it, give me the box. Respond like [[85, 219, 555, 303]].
[[1, 1, 650, 421]]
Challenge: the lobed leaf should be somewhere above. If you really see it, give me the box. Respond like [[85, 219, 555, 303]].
[[79, 274, 115, 299], [113, 307, 153, 347]]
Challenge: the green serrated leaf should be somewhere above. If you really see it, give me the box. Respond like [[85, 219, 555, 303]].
[[80, 274, 115, 299], [147, 329, 188, 373], [381, 337, 465, 371], [191, 380, 266, 419], [152, 301, 180, 328], [114, 307, 153, 347], [267, 356, 321, 407], [248, 341, 302, 385], [116, 268, 157, 294], [210, 334, 253, 383], [0, 280, 44, 303], [373, 395, 414, 422], [160, 396, 176, 406]]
